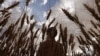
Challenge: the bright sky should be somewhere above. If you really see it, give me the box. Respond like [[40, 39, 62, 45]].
[[1, 0, 96, 22], [1, 0, 97, 35], [1, 0, 97, 37]]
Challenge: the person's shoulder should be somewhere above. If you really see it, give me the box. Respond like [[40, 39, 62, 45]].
[[39, 41, 49, 46]]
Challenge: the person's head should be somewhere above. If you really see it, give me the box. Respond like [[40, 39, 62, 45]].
[[47, 27, 57, 40]]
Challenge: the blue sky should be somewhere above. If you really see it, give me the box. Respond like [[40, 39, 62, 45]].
[[0, 0, 60, 28], [19, 0, 59, 22], [30, 0, 59, 22], [1, 0, 59, 21], [1, 0, 96, 28]]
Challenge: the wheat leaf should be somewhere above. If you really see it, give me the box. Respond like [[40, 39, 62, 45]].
[[48, 18, 55, 27], [46, 10, 52, 20], [62, 9, 74, 21], [26, 0, 31, 6], [6, 2, 20, 10]]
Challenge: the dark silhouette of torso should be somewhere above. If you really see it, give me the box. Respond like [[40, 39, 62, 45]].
[[37, 39, 65, 56]]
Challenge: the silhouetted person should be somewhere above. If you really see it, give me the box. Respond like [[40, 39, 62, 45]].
[[37, 27, 65, 56]]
